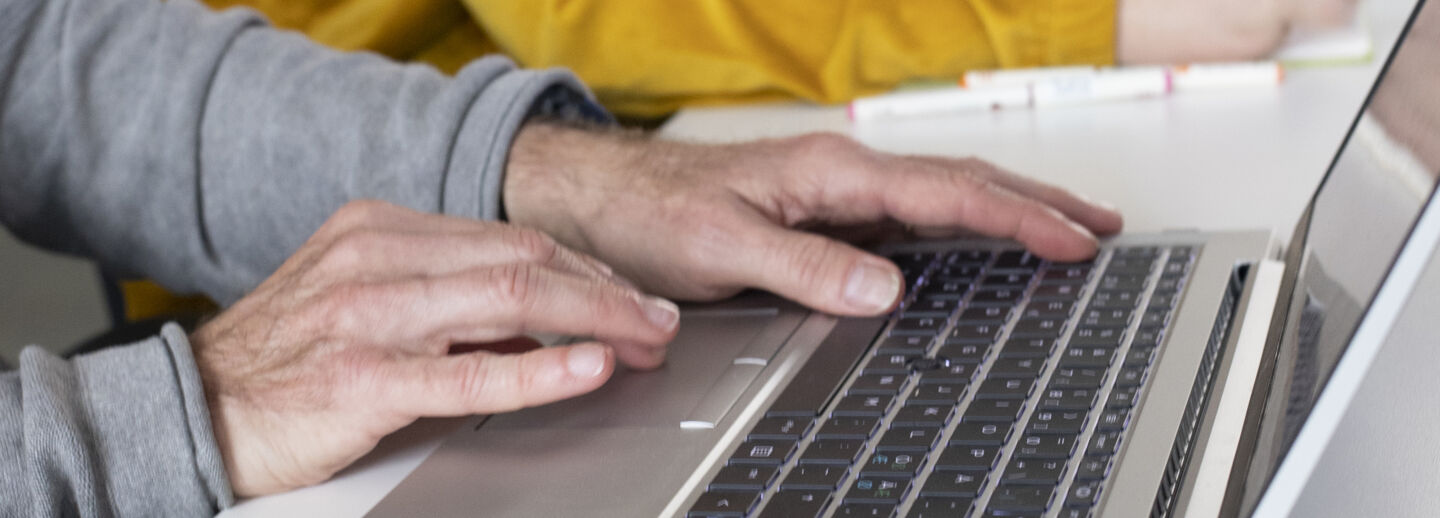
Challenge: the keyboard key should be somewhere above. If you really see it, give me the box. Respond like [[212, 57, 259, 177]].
[[1010, 317, 1066, 339], [962, 399, 1026, 422], [1025, 409, 1087, 435], [1058, 346, 1116, 369], [1097, 274, 1147, 291], [688, 490, 761, 517], [1020, 299, 1075, 318], [871, 353, 923, 373], [948, 323, 1003, 344], [1074, 456, 1111, 481], [905, 297, 961, 318], [1088, 290, 1141, 310], [1103, 257, 1153, 275], [1114, 246, 1160, 258], [1123, 346, 1156, 368], [730, 439, 797, 465], [908, 496, 975, 518], [1000, 458, 1067, 486], [1039, 387, 1098, 411], [919, 471, 987, 497], [782, 465, 849, 490], [877, 427, 943, 453], [1064, 481, 1104, 508], [946, 250, 993, 266], [920, 362, 979, 384], [987, 358, 1046, 379], [932, 263, 983, 281], [892, 403, 956, 428], [1057, 507, 1093, 518], [975, 377, 1036, 400], [1000, 338, 1059, 359], [955, 306, 1011, 323], [980, 272, 1033, 287], [987, 484, 1055, 513], [750, 416, 814, 440], [1014, 433, 1079, 459], [1068, 327, 1125, 347], [710, 464, 779, 491], [800, 438, 868, 465], [1105, 386, 1140, 409], [1038, 265, 1091, 284], [892, 317, 948, 336], [876, 335, 933, 355], [836, 502, 898, 517], [1049, 368, 1107, 389], [1088, 432, 1123, 456], [761, 489, 831, 518], [982, 510, 1040, 518], [935, 342, 990, 364], [908, 383, 969, 405], [935, 445, 1002, 472], [970, 288, 1024, 307], [1140, 308, 1171, 328], [850, 373, 910, 396], [845, 477, 913, 504], [919, 280, 973, 300], [818, 417, 881, 439], [1096, 409, 1130, 431], [1079, 308, 1131, 328], [861, 451, 927, 478], [949, 420, 1013, 446], [1147, 292, 1179, 309], [834, 394, 895, 417], [1115, 366, 1147, 388], [1131, 327, 1164, 348], [992, 250, 1041, 271]]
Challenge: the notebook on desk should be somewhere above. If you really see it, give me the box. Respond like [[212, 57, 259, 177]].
[[368, 2, 1440, 516]]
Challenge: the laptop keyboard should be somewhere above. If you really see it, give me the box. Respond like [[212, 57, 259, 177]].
[[689, 245, 1197, 518]]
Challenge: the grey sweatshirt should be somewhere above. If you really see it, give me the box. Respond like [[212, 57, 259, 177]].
[[0, 0, 606, 514]]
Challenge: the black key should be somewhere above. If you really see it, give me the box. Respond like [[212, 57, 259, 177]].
[[1067, 327, 1124, 348], [933, 264, 983, 281], [1031, 283, 1085, 301], [1097, 274, 1147, 291], [919, 280, 973, 300], [1140, 308, 1170, 328], [1020, 299, 1074, 318], [782, 465, 849, 490], [710, 464, 780, 491], [908, 383, 969, 405], [730, 439, 797, 465], [688, 490, 761, 517], [861, 451, 927, 478], [850, 373, 910, 396], [908, 496, 975, 518], [892, 317, 948, 336], [834, 394, 895, 417], [1087, 431, 1123, 456], [1064, 481, 1104, 508], [1074, 456, 1111, 481], [871, 352, 923, 374], [1010, 317, 1066, 339], [992, 250, 1041, 271], [890, 251, 939, 271], [1000, 458, 1067, 486], [987, 484, 1055, 513], [1096, 408, 1130, 431], [1105, 386, 1140, 409], [1014, 433, 1079, 459], [948, 323, 1003, 344], [1147, 292, 1179, 309], [949, 420, 1013, 446], [1039, 387, 1098, 411], [800, 439, 867, 465], [955, 305, 1012, 323], [1103, 257, 1153, 275], [892, 403, 956, 428], [1161, 259, 1191, 277], [877, 427, 943, 452], [1000, 337, 1059, 359], [1153, 276, 1183, 294], [818, 417, 881, 439], [970, 288, 1024, 307], [767, 317, 887, 417], [963, 399, 1026, 422], [1088, 290, 1141, 310], [1048, 368, 1106, 389], [1079, 308, 1131, 328], [1058, 346, 1116, 369], [876, 335, 934, 355], [919, 362, 978, 384], [845, 477, 913, 504], [975, 377, 1035, 400], [980, 272, 1033, 288], [1057, 507, 1093, 518], [1025, 409, 1087, 435], [935, 342, 990, 364], [1169, 245, 1196, 258], [988, 357, 1046, 379], [1115, 366, 1147, 388], [1038, 265, 1092, 284], [761, 490, 832, 518], [920, 471, 987, 497], [836, 502, 898, 517], [1131, 327, 1164, 348], [935, 445, 1002, 472], [945, 250, 992, 265], [1114, 246, 1160, 258], [905, 297, 961, 318], [750, 416, 814, 440], [1123, 347, 1156, 368]]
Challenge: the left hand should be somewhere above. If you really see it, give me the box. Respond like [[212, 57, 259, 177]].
[[503, 124, 1123, 317]]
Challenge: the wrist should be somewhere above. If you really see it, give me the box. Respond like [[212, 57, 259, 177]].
[[502, 121, 647, 252]]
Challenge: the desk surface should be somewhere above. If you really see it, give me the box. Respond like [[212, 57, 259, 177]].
[[220, 1, 1414, 515]]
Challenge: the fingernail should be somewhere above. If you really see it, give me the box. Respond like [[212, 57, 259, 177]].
[[844, 261, 901, 313], [567, 344, 608, 378], [641, 296, 680, 332], [1065, 219, 1098, 240]]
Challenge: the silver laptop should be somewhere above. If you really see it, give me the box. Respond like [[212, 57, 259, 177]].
[[368, 2, 1440, 516]]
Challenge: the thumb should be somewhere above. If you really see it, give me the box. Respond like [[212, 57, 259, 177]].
[[388, 342, 615, 417], [735, 222, 903, 316]]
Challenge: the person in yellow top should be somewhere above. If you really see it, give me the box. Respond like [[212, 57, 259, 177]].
[[207, 0, 1355, 118]]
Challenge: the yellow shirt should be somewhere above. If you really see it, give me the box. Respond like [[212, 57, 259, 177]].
[[207, 0, 1116, 118]]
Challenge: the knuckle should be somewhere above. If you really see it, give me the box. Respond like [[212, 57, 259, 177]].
[[324, 200, 391, 232], [777, 235, 837, 292], [316, 229, 388, 272], [506, 226, 560, 264], [486, 263, 544, 309]]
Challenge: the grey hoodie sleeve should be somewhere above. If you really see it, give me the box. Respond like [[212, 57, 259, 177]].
[[0, 325, 233, 516], [0, 0, 609, 305]]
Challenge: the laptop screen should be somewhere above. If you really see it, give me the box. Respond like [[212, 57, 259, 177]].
[[1241, 0, 1440, 511]]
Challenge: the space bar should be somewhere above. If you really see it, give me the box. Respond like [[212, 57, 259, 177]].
[[764, 316, 888, 417]]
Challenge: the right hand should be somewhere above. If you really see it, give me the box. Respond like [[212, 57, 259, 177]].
[[1118, 0, 1358, 64], [189, 200, 680, 497]]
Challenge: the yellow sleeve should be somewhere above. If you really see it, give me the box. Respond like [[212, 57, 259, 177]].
[[467, 0, 1117, 116]]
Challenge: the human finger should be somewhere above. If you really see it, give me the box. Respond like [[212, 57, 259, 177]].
[[913, 156, 1124, 237], [725, 216, 903, 316], [386, 342, 616, 416], [313, 224, 618, 285]]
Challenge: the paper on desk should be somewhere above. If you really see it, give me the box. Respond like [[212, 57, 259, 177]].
[[1274, 12, 1373, 66]]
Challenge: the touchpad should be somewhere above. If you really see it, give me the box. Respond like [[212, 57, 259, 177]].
[[479, 293, 808, 430]]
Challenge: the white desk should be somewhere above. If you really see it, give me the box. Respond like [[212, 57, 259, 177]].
[[221, 1, 1414, 515]]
